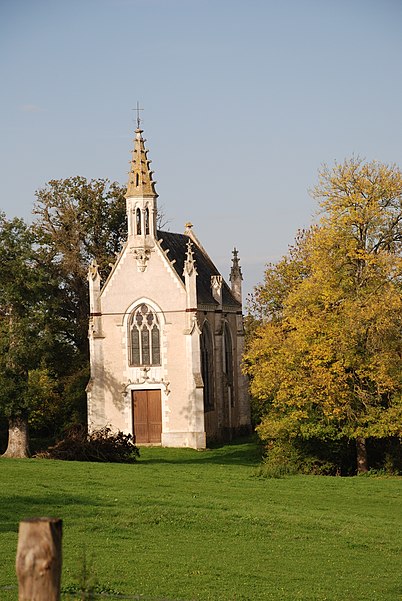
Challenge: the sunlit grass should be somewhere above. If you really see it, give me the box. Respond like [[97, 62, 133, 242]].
[[0, 439, 401, 600]]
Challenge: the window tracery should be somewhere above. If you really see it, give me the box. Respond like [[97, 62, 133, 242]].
[[129, 304, 161, 366]]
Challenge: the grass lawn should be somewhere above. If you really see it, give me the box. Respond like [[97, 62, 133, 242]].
[[0, 439, 401, 601]]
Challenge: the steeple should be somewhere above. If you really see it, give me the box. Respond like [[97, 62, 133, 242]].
[[125, 124, 158, 271], [126, 124, 158, 255], [229, 248, 243, 303], [126, 128, 158, 199]]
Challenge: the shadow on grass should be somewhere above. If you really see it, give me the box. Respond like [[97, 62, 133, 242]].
[[0, 493, 95, 534], [138, 437, 263, 467]]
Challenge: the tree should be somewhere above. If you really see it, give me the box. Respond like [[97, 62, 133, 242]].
[[0, 214, 54, 457], [33, 177, 127, 356], [30, 178, 128, 437], [1, 178, 128, 456], [244, 158, 402, 473]]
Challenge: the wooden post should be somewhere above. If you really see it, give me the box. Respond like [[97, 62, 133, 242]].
[[16, 517, 62, 601]]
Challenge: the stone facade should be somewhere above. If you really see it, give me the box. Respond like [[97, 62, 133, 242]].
[[87, 126, 251, 448]]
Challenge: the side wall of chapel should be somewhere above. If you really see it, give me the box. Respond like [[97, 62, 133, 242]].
[[199, 307, 250, 443]]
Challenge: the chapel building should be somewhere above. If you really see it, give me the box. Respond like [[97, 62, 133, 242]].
[[87, 125, 251, 448]]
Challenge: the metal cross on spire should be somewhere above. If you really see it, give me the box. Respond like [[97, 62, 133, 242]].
[[133, 101, 144, 129]]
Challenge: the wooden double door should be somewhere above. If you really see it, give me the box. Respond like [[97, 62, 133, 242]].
[[132, 389, 162, 444]]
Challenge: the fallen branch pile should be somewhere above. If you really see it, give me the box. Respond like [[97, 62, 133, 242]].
[[36, 425, 140, 463]]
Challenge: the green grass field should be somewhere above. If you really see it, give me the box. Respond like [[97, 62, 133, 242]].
[[0, 439, 401, 601]]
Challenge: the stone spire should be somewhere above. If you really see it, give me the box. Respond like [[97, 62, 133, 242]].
[[229, 247, 243, 303], [125, 124, 158, 265], [126, 128, 158, 199]]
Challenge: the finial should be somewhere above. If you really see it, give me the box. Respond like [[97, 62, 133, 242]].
[[183, 239, 197, 276], [184, 222, 194, 235], [88, 258, 100, 281], [230, 247, 243, 281], [186, 239, 194, 258], [133, 101, 144, 130]]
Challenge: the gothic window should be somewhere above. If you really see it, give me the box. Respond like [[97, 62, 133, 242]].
[[200, 322, 214, 411], [145, 208, 150, 235], [223, 323, 234, 406], [135, 172, 139, 187], [136, 208, 141, 235], [129, 304, 161, 366]]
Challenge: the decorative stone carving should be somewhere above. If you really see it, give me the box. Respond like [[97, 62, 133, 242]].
[[230, 248, 243, 303], [211, 275, 223, 290], [211, 275, 223, 304], [229, 248, 243, 281], [183, 313, 201, 335], [121, 377, 170, 397], [193, 373, 204, 388], [141, 366, 150, 380], [88, 259, 100, 281], [131, 248, 151, 272], [162, 380, 171, 396], [183, 240, 197, 277]]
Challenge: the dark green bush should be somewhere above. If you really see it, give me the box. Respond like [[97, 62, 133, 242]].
[[255, 439, 340, 478], [255, 436, 402, 477]]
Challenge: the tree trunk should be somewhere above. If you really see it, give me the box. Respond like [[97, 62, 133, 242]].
[[16, 518, 62, 601], [356, 436, 368, 474], [2, 415, 30, 458]]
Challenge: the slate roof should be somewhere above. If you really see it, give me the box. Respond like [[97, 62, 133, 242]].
[[157, 230, 241, 309]]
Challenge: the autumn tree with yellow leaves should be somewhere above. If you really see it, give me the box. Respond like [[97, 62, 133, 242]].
[[245, 158, 402, 474]]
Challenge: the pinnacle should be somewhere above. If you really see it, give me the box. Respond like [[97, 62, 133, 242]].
[[126, 127, 158, 199]]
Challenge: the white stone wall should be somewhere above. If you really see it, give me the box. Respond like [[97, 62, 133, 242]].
[[88, 241, 207, 448]]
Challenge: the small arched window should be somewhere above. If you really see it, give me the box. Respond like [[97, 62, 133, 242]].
[[200, 322, 214, 411], [136, 208, 142, 235], [129, 304, 161, 366], [145, 208, 150, 235], [135, 172, 139, 187]]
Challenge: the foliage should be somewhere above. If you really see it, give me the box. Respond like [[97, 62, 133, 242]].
[[0, 214, 55, 423], [0, 441, 401, 601], [245, 158, 402, 472], [33, 177, 127, 356], [36, 425, 140, 463], [255, 440, 340, 478], [0, 176, 154, 451]]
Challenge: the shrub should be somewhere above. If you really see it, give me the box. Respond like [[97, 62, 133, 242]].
[[35, 425, 140, 463], [255, 439, 340, 478], [254, 441, 300, 478]]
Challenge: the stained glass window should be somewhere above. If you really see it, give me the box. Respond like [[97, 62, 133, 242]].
[[129, 304, 161, 366]]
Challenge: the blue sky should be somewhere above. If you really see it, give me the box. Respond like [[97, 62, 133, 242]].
[[1, 0, 401, 298]]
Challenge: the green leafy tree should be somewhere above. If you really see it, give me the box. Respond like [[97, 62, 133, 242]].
[[30, 178, 127, 436], [245, 158, 402, 473], [33, 177, 127, 356], [0, 214, 56, 456], [1, 178, 128, 456]]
